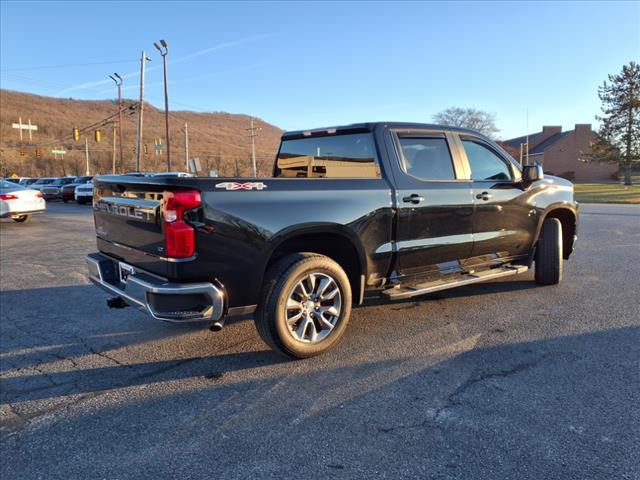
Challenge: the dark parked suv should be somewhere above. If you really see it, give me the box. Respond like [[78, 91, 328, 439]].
[[40, 177, 77, 200], [61, 176, 93, 202], [87, 122, 578, 358]]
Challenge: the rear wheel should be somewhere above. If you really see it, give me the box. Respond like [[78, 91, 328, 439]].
[[12, 215, 30, 223], [535, 217, 563, 285], [255, 253, 352, 359]]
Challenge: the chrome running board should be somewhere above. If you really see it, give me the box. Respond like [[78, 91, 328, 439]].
[[382, 265, 529, 300]]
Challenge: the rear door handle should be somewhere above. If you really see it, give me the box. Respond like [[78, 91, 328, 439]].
[[476, 191, 492, 201], [403, 194, 424, 204]]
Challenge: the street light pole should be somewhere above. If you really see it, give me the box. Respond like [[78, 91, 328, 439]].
[[154, 40, 171, 172], [109, 73, 124, 172], [135, 51, 151, 172], [184, 122, 189, 171]]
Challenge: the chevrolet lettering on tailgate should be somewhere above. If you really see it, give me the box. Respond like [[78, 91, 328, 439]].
[[94, 199, 156, 222]]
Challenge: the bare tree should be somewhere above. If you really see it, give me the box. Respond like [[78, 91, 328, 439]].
[[433, 107, 500, 138]]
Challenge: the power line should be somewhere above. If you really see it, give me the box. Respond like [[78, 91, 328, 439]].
[[167, 112, 249, 152], [0, 73, 73, 89], [117, 94, 276, 149], [0, 59, 138, 72]]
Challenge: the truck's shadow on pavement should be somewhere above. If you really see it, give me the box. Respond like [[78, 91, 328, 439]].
[[1, 284, 288, 404], [0, 278, 572, 405], [2, 324, 638, 479]]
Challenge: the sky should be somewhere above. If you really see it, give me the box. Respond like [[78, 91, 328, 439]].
[[1, 1, 638, 139]]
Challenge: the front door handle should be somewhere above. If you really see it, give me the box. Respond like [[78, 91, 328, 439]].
[[476, 191, 493, 201], [403, 194, 424, 204]]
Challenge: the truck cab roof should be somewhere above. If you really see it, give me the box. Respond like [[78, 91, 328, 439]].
[[282, 122, 487, 140]]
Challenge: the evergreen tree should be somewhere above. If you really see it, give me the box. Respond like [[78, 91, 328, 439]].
[[596, 62, 640, 185]]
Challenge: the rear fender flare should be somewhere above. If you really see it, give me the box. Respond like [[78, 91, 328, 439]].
[[262, 223, 368, 303]]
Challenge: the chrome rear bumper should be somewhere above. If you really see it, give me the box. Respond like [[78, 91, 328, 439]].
[[86, 252, 224, 323]]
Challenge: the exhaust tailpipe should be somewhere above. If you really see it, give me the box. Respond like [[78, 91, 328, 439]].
[[209, 318, 226, 332]]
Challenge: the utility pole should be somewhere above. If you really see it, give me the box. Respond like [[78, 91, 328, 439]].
[[154, 40, 171, 171], [184, 122, 189, 171], [109, 73, 124, 171], [85, 138, 90, 175], [246, 117, 262, 177], [112, 123, 117, 174], [135, 51, 151, 172]]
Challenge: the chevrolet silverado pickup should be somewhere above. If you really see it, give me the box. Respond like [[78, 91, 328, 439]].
[[86, 122, 578, 358]]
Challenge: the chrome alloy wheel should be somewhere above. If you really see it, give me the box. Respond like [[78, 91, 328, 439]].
[[284, 272, 342, 343]]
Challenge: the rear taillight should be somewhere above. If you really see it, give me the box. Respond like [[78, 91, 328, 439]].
[[36, 193, 43, 198], [163, 190, 201, 258], [0, 194, 18, 200]]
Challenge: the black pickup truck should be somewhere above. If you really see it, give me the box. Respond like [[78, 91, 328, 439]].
[[87, 122, 578, 358]]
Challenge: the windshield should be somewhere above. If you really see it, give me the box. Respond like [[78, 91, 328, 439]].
[[34, 178, 55, 185], [275, 132, 381, 179]]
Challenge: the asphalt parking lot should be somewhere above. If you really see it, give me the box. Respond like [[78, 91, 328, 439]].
[[1, 201, 638, 479]]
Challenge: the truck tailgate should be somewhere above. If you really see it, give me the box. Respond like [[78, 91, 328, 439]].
[[93, 180, 165, 258]]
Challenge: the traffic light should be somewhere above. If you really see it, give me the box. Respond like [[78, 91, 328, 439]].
[[73, 127, 80, 142], [36, 148, 42, 157], [19, 148, 26, 157], [95, 129, 101, 142], [143, 144, 148, 155]]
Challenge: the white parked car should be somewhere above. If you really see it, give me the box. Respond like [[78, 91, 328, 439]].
[[74, 183, 94, 204], [18, 178, 38, 187], [0, 179, 46, 222]]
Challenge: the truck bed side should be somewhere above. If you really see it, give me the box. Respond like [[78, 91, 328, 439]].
[[93, 175, 394, 309]]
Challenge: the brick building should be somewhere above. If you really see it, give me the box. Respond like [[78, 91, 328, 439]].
[[504, 124, 617, 181]]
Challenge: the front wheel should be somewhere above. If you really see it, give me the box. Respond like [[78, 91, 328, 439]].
[[255, 253, 352, 359], [535, 217, 563, 285], [12, 215, 30, 223]]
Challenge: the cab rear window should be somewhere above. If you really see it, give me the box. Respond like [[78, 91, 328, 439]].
[[275, 133, 381, 179]]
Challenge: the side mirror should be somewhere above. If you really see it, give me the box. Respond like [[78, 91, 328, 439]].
[[522, 164, 544, 182]]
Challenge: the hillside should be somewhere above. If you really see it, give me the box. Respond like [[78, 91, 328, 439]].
[[0, 90, 282, 177]]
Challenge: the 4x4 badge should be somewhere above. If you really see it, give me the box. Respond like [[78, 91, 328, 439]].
[[215, 182, 267, 191]]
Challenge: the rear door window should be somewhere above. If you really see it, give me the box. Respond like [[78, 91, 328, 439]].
[[275, 133, 381, 178], [398, 137, 456, 181]]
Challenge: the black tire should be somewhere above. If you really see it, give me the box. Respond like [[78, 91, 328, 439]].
[[12, 215, 30, 223], [77, 199, 85, 205], [535, 217, 563, 285], [62, 199, 69, 203], [255, 253, 352, 359]]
